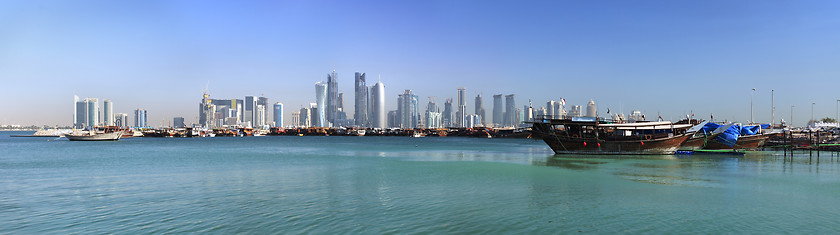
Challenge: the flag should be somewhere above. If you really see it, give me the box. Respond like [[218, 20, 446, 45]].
[[711, 113, 714, 120], [560, 98, 566, 106], [607, 108, 610, 114], [658, 115, 663, 121]]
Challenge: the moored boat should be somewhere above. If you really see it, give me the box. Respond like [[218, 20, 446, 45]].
[[702, 123, 776, 150], [531, 117, 694, 155], [65, 131, 123, 141]]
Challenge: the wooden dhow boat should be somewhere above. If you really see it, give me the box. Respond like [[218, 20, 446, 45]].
[[701, 123, 776, 150], [531, 117, 695, 155]]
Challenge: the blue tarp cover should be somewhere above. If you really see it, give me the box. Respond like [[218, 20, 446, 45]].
[[703, 123, 768, 147]]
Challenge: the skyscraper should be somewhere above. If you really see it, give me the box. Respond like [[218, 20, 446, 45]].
[[425, 99, 438, 128], [387, 110, 398, 128], [315, 81, 328, 127], [504, 94, 515, 127], [326, 69, 338, 125], [570, 105, 582, 117], [73, 95, 79, 128], [245, 96, 255, 126], [134, 109, 147, 127], [74, 96, 86, 128], [492, 94, 503, 127], [115, 113, 129, 127], [586, 99, 597, 117], [371, 80, 386, 128], [258, 96, 269, 126], [274, 102, 283, 127], [173, 117, 185, 128], [442, 98, 453, 127], [291, 111, 300, 127], [309, 103, 318, 127], [354, 72, 368, 127], [86, 98, 99, 127], [546, 100, 565, 119], [475, 94, 485, 126], [103, 99, 113, 126], [299, 106, 311, 127], [456, 87, 466, 127], [397, 90, 419, 128], [524, 105, 534, 123]]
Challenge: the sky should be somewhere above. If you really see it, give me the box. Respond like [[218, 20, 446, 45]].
[[2, 0, 840, 127]]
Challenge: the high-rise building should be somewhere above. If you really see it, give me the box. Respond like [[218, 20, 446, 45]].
[[103, 99, 113, 126], [456, 87, 466, 127], [426, 111, 442, 128], [291, 111, 300, 127], [628, 110, 645, 122], [586, 100, 597, 117], [309, 103, 319, 127], [442, 98, 453, 127], [298, 107, 311, 127], [115, 113, 129, 127], [326, 69, 338, 125], [371, 81, 386, 128], [466, 114, 481, 128], [73, 95, 79, 128], [134, 109, 147, 127], [492, 94, 503, 127], [244, 96, 255, 126], [273, 102, 283, 127], [173, 117, 185, 128], [504, 94, 515, 127], [397, 90, 419, 128], [336, 92, 347, 126], [255, 105, 266, 127], [425, 99, 438, 128], [315, 81, 328, 127], [354, 72, 368, 127], [475, 94, 485, 126], [74, 96, 86, 128], [524, 105, 533, 122], [546, 100, 565, 119], [387, 110, 398, 128], [258, 96, 269, 126], [86, 98, 99, 128], [569, 105, 582, 117]]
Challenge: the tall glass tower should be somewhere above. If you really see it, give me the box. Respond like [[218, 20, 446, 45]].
[[86, 98, 99, 128], [474, 94, 485, 126], [103, 99, 113, 126], [326, 70, 338, 125], [315, 81, 328, 127], [504, 95, 515, 127], [492, 94, 503, 126], [274, 102, 283, 127], [354, 72, 368, 127], [371, 81, 386, 128]]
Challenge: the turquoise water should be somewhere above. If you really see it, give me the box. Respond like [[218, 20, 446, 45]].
[[2, 131, 839, 234]]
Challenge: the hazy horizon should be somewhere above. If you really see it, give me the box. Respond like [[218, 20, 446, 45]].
[[3, 0, 840, 127]]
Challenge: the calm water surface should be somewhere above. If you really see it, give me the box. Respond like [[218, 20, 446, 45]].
[[1, 131, 839, 234]]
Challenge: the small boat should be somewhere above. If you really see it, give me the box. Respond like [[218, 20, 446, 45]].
[[531, 117, 694, 155], [702, 123, 776, 150], [678, 121, 727, 151], [65, 131, 123, 141]]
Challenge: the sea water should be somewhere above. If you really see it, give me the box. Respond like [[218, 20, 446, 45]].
[[1, 131, 839, 233]]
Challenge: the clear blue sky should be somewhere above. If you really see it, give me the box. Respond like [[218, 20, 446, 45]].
[[2, 0, 839, 127]]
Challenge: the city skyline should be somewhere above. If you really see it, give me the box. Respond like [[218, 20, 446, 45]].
[[3, 1, 840, 126]]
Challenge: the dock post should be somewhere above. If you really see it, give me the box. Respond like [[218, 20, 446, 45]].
[[809, 130, 813, 158], [817, 130, 820, 159]]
